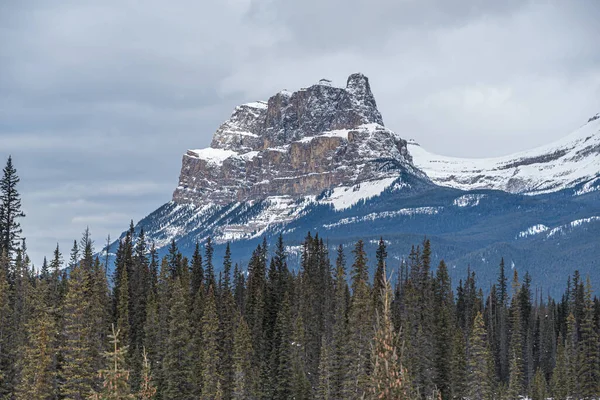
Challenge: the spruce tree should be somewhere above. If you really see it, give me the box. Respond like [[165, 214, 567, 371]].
[[370, 269, 414, 400], [565, 312, 578, 398], [201, 285, 221, 400], [218, 244, 235, 400], [433, 260, 453, 400], [373, 237, 387, 315], [344, 239, 373, 399], [232, 314, 256, 399], [0, 253, 12, 397], [450, 329, 467, 399], [550, 336, 569, 400], [15, 279, 57, 400], [138, 348, 157, 400], [317, 336, 333, 400], [162, 278, 192, 399], [91, 325, 134, 400], [331, 245, 350, 399], [467, 312, 493, 400], [530, 368, 547, 400], [291, 313, 312, 399], [507, 271, 523, 399], [274, 292, 294, 400], [0, 156, 26, 259], [61, 263, 96, 398], [116, 265, 130, 355], [578, 278, 599, 399], [204, 237, 215, 291]]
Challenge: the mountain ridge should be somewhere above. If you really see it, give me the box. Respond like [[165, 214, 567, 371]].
[[408, 116, 600, 194], [104, 74, 600, 294]]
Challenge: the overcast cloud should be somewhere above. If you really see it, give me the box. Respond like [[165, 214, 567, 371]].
[[0, 0, 599, 264]]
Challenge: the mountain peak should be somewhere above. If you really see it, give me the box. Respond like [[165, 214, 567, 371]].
[[174, 74, 414, 205]]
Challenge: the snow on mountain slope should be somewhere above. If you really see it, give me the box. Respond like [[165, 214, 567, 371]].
[[517, 216, 600, 240], [408, 116, 600, 194]]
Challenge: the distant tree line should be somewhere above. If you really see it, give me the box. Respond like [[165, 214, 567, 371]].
[[0, 157, 599, 400]]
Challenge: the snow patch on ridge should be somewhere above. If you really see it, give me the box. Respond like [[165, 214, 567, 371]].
[[319, 177, 398, 211], [453, 194, 486, 207], [574, 177, 600, 196], [517, 224, 549, 239], [517, 217, 600, 240], [189, 148, 238, 166], [323, 207, 443, 229], [409, 117, 600, 195]]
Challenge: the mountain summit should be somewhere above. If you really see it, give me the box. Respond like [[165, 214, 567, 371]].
[[173, 73, 418, 205]]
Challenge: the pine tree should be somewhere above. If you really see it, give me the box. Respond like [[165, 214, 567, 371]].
[[331, 245, 350, 399], [61, 262, 96, 399], [137, 348, 157, 400], [370, 269, 414, 400], [15, 279, 57, 400], [317, 336, 333, 400], [550, 334, 568, 400], [218, 243, 235, 400], [433, 260, 453, 400], [201, 285, 221, 400], [0, 252, 12, 397], [232, 314, 256, 399], [162, 278, 192, 399], [373, 237, 387, 315], [245, 244, 267, 375], [190, 242, 203, 300], [0, 156, 26, 259], [467, 312, 493, 400], [450, 329, 467, 399], [507, 271, 523, 399], [204, 237, 215, 291], [578, 277, 599, 399], [291, 314, 312, 400], [565, 312, 578, 399], [344, 239, 373, 399], [90, 325, 134, 400], [116, 265, 130, 355], [495, 258, 509, 383], [274, 292, 294, 400], [530, 368, 547, 400]]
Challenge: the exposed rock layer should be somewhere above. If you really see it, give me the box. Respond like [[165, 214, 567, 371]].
[[173, 74, 415, 205]]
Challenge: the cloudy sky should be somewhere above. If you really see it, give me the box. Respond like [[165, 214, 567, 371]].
[[1, 0, 599, 264]]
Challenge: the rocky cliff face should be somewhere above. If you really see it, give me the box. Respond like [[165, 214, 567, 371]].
[[173, 73, 416, 205]]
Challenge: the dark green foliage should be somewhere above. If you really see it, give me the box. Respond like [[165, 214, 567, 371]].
[[162, 277, 192, 399], [0, 202, 598, 400], [345, 239, 373, 398], [468, 312, 494, 400], [0, 156, 26, 259], [201, 285, 221, 400], [232, 314, 256, 399]]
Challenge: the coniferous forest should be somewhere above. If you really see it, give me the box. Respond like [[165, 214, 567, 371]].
[[1, 158, 600, 400]]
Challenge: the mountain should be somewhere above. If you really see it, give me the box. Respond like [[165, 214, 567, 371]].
[[408, 114, 600, 194], [107, 74, 600, 294], [173, 73, 421, 206]]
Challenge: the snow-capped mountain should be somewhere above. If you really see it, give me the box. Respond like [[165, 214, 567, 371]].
[[107, 75, 600, 294], [408, 114, 600, 194], [173, 73, 420, 206]]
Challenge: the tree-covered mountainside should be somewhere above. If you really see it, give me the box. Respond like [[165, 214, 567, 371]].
[[109, 170, 600, 296]]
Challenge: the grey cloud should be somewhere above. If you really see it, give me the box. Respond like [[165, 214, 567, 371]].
[[0, 0, 598, 264]]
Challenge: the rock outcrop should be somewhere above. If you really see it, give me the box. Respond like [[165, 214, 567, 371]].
[[173, 73, 416, 205]]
